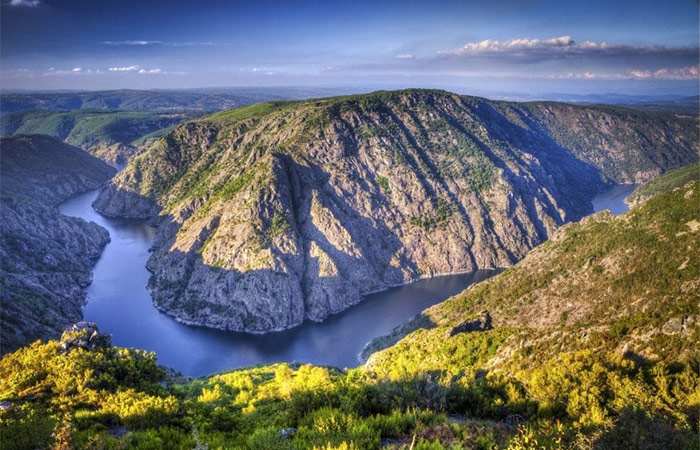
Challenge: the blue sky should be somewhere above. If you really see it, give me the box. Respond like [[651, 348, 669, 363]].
[[1, 0, 698, 95]]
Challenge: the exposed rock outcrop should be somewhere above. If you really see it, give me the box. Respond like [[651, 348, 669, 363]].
[[94, 90, 699, 334], [59, 321, 112, 353]]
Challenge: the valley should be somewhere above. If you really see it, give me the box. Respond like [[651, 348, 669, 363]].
[[2, 0, 698, 447], [55, 182, 631, 376], [1, 168, 697, 449]]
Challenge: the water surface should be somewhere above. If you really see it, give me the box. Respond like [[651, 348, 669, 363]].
[[592, 184, 636, 215], [60, 190, 495, 376]]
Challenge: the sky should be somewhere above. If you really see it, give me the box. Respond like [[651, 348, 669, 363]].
[[1, 0, 698, 96]]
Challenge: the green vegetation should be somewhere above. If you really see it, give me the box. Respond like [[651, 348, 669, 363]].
[[263, 213, 292, 244], [208, 101, 302, 123], [627, 162, 699, 204], [376, 176, 390, 194], [466, 159, 496, 192], [0, 109, 190, 150], [410, 198, 454, 230], [1, 181, 698, 449]]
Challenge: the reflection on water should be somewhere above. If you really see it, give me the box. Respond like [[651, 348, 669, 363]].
[[59, 190, 496, 376]]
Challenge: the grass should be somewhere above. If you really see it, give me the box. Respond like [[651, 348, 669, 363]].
[[207, 101, 303, 122]]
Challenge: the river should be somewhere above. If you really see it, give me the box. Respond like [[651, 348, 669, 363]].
[[58, 185, 634, 377]]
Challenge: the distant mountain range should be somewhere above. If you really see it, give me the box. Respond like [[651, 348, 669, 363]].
[[0, 109, 192, 165], [0, 87, 367, 114]]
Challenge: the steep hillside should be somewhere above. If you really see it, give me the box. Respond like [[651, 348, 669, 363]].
[[94, 89, 699, 334], [1, 184, 697, 449], [0, 135, 116, 353], [626, 162, 699, 206], [365, 179, 699, 370], [0, 110, 191, 165]]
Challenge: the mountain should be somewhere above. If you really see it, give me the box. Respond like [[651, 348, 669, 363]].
[[0, 135, 116, 354], [626, 96, 700, 115], [0, 109, 192, 165], [92, 89, 699, 334], [0, 87, 363, 114], [1, 180, 697, 449], [364, 176, 699, 369]]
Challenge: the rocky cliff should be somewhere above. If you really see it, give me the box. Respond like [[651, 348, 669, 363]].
[[0, 135, 116, 353], [365, 180, 700, 372], [94, 90, 699, 333]]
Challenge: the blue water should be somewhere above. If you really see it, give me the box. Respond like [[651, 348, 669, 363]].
[[59, 190, 496, 376], [592, 184, 636, 215]]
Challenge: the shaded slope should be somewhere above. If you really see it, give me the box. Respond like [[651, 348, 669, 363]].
[[0, 135, 116, 353]]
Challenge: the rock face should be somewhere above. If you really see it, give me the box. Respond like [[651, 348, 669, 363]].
[[93, 90, 699, 334], [0, 135, 116, 353], [59, 321, 112, 353]]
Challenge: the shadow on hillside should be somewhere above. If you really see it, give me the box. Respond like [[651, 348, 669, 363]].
[[359, 312, 437, 363], [459, 100, 606, 222]]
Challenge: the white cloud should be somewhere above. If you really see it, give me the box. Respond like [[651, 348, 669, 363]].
[[395, 54, 415, 60], [109, 65, 140, 72], [72, 68, 82, 72], [107, 66, 177, 75], [138, 68, 162, 74], [7, 0, 42, 7], [555, 71, 598, 79], [626, 65, 699, 80], [436, 35, 698, 66], [102, 40, 162, 46], [101, 40, 214, 47], [439, 35, 604, 56]]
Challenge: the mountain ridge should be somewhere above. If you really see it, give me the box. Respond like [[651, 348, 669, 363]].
[[93, 89, 699, 333]]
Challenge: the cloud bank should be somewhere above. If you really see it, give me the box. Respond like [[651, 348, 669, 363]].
[[437, 35, 697, 61]]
